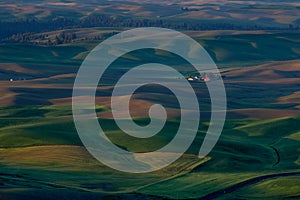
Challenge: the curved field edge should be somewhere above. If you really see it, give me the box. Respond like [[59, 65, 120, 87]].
[[0, 145, 210, 194], [215, 174, 300, 200], [136, 171, 300, 199]]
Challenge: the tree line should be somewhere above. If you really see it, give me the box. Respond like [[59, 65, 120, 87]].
[[2, 31, 77, 45], [1, 15, 299, 43], [1, 31, 121, 46]]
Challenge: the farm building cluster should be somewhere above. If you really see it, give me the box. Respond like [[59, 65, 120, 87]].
[[186, 72, 223, 82]]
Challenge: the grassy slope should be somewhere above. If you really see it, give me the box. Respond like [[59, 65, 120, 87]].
[[1, 32, 300, 69], [0, 102, 299, 198], [0, 44, 85, 65], [137, 117, 300, 199], [197, 32, 300, 67], [0, 145, 209, 193], [0, 31, 300, 199], [219, 176, 300, 199]]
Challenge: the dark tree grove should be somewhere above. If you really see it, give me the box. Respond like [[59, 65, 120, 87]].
[[0, 15, 299, 45]]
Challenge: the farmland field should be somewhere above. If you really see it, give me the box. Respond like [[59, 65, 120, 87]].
[[0, 0, 300, 199]]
